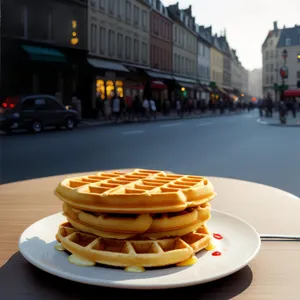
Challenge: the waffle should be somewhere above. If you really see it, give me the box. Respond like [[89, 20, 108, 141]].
[[55, 169, 216, 213], [62, 202, 211, 239], [56, 222, 211, 268]]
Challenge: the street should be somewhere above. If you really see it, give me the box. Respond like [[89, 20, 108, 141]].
[[1, 111, 300, 196]]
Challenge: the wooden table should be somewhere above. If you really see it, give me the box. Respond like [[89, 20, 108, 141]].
[[1, 171, 300, 299]]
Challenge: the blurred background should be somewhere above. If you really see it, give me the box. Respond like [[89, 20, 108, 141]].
[[1, 0, 300, 195]]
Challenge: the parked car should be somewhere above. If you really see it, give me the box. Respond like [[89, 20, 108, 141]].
[[0, 95, 80, 134]]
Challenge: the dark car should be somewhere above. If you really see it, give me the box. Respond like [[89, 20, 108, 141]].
[[0, 95, 80, 134]]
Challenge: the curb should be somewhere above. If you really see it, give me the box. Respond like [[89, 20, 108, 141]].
[[79, 112, 243, 128], [256, 118, 300, 127]]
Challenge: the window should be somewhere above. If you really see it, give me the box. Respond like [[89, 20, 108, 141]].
[[133, 5, 139, 26], [46, 98, 63, 110], [125, 36, 131, 59], [91, 24, 97, 53], [174, 26, 177, 43], [185, 58, 188, 75], [91, 0, 96, 8], [108, 0, 114, 14], [21, 5, 28, 38], [117, 0, 123, 18], [108, 30, 115, 56], [174, 53, 177, 72], [154, 16, 158, 34], [142, 10, 147, 30], [126, 1, 131, 22], [100, 0, 105, 10], [117, 33, 123, 58], [285, 37, 291, 46], [181, 56, 184, 73], [99, 27, 105, 54], [297, 71, 300, 78], [142, 42, 147, 64], [134, 39, 139, 62], [22, 99, 35, 110], [48, 11, 52, 40]]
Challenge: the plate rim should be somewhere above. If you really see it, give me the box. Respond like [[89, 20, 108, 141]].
[[18, 210, 261, 290]]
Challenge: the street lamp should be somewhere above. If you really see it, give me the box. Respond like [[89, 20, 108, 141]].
[[279, 49, 288, 100]]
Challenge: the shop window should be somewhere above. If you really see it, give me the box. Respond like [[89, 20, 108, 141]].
[[116, 80, 124, 97], [106, 80, 115, 99], [96, 79, 105, 99]]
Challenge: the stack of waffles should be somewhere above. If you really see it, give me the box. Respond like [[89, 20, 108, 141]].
[[54, 169, 216, 270]]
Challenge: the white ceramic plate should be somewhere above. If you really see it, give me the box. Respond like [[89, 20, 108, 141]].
[[19, 210, 261, 289]]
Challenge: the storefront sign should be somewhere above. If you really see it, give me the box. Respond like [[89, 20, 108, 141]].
[[105, 71, 116, 78]]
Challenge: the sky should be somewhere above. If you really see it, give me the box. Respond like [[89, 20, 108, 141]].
[[161, 0, 300, 71]]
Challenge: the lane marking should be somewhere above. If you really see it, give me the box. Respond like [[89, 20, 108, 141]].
[[122, 130, 144, 135], [160, 123, 183, 128], [256, 118, 268, 125], [196, 122, 212, 126]]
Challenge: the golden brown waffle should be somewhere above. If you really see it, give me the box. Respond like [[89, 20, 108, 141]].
[[56, 222, 211, 268], [62, 202, 211, 239], [55, 169, 216, 213]]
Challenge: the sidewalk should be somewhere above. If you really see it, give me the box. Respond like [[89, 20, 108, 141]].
[[257, 112, 300, 127], [80, 111, 243, 128]]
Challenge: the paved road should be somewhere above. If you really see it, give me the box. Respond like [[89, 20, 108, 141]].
[[1, 111, 300, 196]]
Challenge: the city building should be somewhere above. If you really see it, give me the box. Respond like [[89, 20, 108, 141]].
[[276, 25, 300, 93], [210, 34, 224, 88], [218, 35, 231, 90], [195, 25, 212, 100], [149, 0, 173, 75], [167, 3, 198, 98], [87, 0, 151, 109], [148, 0, 173, 102], [261, 21, 281, 100], [249, 68, 263, 98], [1, 0, 88, 106], [240, 65, 249, 95]]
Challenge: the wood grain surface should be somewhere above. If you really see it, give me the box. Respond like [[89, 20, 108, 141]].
[[1, 170, 300, 299]]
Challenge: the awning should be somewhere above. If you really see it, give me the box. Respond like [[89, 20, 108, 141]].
[[145, 70, 173, 80], [22, 45, 66, 63], [284, 89, 300, 97], [88, 58, 130, 72], [151, 80, 167, 89], [173, 76, 197, 84]]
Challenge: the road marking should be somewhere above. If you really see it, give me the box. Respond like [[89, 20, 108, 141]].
[[256, 118, 268, 125], [196, 122, 212, 126], [122, 130, 144, 135], [160, 123, 183, 128]]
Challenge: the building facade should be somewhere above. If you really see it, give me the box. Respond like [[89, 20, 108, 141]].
[[195, 25, 211, 86], [249, 68, 263, 98], [1, 0, 88, 104], [261, 21, 281, 99], [230, 48, 249, 96], [218, 36, 231, 89], [276, 25, 300, 91], [149, 0, 173, 75], [167, 3, 197, 96], [210, 35, 223, 88], [88, 0, 151, 107]]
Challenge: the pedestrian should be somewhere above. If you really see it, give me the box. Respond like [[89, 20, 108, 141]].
[[149, 98, 156, 120], [142, 98, 150, 120], [176, 98, 182, 117], [112, 94, 121, 123]]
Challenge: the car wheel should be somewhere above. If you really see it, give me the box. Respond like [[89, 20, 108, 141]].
[[31, 121, 43, 133], [65, 117, 75, 130]]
